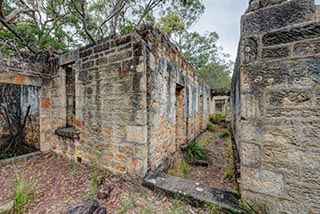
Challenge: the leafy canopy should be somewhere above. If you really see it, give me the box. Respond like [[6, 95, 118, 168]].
[[0, 0, 232, 89]]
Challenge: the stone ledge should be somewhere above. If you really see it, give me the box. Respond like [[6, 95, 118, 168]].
[[55, 127, 80, 139], [143, 171, 240, 212], [0, 151, 43, 166]]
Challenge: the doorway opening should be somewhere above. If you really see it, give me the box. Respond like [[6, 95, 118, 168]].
[[175, 84, 185, 149], [199, 95, 203, 130]]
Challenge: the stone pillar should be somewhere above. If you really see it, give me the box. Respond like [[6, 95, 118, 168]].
[[232, 0, 320, 212]]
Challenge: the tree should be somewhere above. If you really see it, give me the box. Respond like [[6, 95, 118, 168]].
[[0, 0, 232, 89], [198, 61, 232, 89], [178, 31, 232, 89]]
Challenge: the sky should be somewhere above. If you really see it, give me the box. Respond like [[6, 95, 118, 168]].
[[191, 0, 320, 61]]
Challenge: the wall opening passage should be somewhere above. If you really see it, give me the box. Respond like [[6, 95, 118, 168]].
[[65, 66, 75, 127], [175, 84, 185, 149], [199, 95, 203, 129], [215, 99, 225, 113]]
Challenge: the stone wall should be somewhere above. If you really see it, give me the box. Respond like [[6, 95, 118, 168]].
[[232, 0, 320, 212], [42, 26, 211, 178], [139, 26, 211, 171]]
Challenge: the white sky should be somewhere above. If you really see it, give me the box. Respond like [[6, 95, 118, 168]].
[[191, 0, 320, 61]]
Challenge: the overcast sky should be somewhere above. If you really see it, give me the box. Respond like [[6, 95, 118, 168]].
[[191, 0, 320, 61]]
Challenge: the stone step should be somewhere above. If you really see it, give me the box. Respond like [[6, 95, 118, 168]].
[[143, 171, 241, 213]]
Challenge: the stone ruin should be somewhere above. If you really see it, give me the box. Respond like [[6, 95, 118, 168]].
[[0, 0, 319, 212], [231, 0, 320, 212], [0, 25, 213, 177]]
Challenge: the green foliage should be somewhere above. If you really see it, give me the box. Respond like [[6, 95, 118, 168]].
[[205, 202, 221, 214], [13, 170, 37, 214], [158, 12, 185, 35], [120, 193, 138, 214], [198, 61, 232, 89], [139, 203, 155, 214], [207, 122, 218, 132], [238, 200, 258, 214], [184, 141, 209, 164], [219, 131, 230, 139], [168, 159, 191, 178], [224, 140, 235, 181], [209, 113, 226, 125], [87, 163, 99, 198]]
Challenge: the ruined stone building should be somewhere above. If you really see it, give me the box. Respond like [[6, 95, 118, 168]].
[[0, 25, 213, 177], [1, 0, 320, 212], [231, 0, 320, 212]]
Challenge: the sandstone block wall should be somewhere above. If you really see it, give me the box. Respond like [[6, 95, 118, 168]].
[[41, 26, 211, 177], [231, 0, 320, 212], [139, 26, 211, 171]]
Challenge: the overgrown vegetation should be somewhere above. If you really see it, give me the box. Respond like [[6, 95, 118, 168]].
[[225, 199, 269, 214], [87, 162, 99, 198], [120, 193, 138, 214], [12, 169, 37, 214], [207, 122, 218, 132], [219, 131, 230, 139], [209, 112, 226, 125], [224, 141, 235, 180], [184, 141, 209, 165], [168, 159, 191, 178]]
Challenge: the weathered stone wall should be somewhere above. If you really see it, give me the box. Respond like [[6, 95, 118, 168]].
[[0, 62, 41, 150], [41, 34, 149, 177], [138, 26, 211, 171], [42, 26, 211, 178], [232, 0, 320, 212]]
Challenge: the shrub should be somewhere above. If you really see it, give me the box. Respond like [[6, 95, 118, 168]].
[[207, 123, 218, 132], [209, 113, 226, 124], [219, 131, 230, 139], [184, 141, 209, 164]]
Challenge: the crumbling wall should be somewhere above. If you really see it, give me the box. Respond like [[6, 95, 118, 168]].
[[43, 26, 211, 178], [41, 34, 149, 177], [232, 0, 320, 212], [0, 61, 41, 150], [138, 26, 211, 171]]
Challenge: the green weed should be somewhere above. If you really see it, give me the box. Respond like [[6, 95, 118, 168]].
[[205, 202, 221, 214], [219, 131, 230, 139], [168, 160, 191, 178], [13, 171, 37, 214], [120, 193, 138, 213], [87, 163, 99, 198], [140, 202, 155, 214], [209, 113, 226, 125], [207, 122, 218, 132], [184, 141, 209, 164]]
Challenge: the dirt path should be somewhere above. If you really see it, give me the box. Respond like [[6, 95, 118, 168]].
[[185, 128, 238, 192]]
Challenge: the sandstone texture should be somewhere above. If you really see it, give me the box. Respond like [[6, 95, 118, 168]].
[[231, 0, 320, 212], [37, 25, 213, 177]]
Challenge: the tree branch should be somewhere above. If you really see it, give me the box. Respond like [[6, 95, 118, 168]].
[[0, 16, 36, 53]]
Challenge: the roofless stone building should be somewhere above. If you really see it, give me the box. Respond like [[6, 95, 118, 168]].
[[1, 0, 319, 212], [0, 25, 213, 177]]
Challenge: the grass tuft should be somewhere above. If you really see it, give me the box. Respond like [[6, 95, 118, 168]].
[[87, 162, 99, 198], [184, 141, 209, 164], [209, 113, 226, 125], [219, 131, 230, 139], [168, 160, 191, 178], [13, 170, 37, 214]]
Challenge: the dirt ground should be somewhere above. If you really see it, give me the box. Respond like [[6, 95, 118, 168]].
[[0, 153, 215, 214], [169, 122, 238, 194]]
